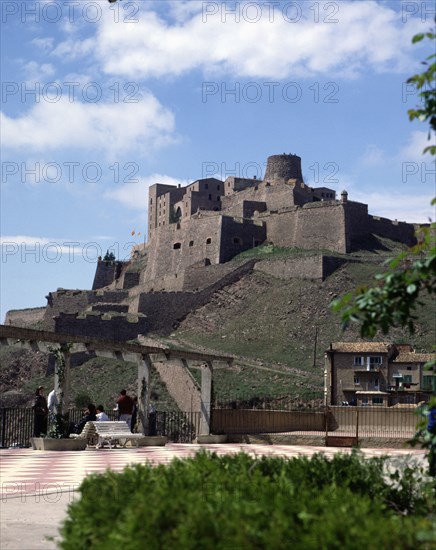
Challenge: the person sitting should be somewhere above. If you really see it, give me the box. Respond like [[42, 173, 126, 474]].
[[73, 404, 97, 434], [96, 405, 109, 421]]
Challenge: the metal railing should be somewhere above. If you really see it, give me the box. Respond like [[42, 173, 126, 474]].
[[0, 408, 201, 448], [0, 403, 423, 448]]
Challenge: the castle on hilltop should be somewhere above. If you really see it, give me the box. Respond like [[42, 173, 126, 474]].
[[127, 152, 416, 286], [6, 153, 419, 340]]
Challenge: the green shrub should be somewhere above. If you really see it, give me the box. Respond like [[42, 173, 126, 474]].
[[60, 452, 435, 550]]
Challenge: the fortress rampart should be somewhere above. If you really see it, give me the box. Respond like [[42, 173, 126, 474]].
[[5, 152, 420, 343]]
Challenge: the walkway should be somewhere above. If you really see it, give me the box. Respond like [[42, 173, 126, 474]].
[[0, 444, 427, 549]]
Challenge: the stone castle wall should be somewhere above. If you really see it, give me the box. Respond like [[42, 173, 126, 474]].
[[369, 216, 416, 246], [54, 311, 147, 341], [135, 260, 256, 332], [4, 307, 46, 328], [144, 215, 223, 281], [43, 289, 129, 330], [254, 255, 347, 281], [92, 260, 126, 290], [264, 154, 303, 182]]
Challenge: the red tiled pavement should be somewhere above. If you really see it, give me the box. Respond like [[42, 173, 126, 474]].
[[0, 443, 425, 500]]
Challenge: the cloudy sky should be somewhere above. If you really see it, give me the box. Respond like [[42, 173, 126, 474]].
[[1, 0, 435, 321]]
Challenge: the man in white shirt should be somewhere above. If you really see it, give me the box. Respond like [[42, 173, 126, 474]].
[[47, 389, 59, 414], [96, 405, 109, 421]]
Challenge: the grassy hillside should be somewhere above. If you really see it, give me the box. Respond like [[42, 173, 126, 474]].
[[1, 240, 434, 409]]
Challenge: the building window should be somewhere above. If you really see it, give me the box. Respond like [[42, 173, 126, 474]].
[[228, 182, 231, 187], [403, 375, 412, 384], [361, 398, 369, 405], [354, 376, 359, 385], [217, 196, 220, 201], [232, 237, 242, 245], [217, 185, 220, 190], [374, 378, 379, 389], [189, 241, 194, 247], [406, 366, 412, 370], [173, 243, 181, 250], [369, 356, 382, 366], [205, 183, 208, 189], [208, 194, 212, 200], [206, 238, 212, 244], [354, 356, 364, 366], [372, 397, 383, 405], [150, 198, 152, 204], [423, 376, 434, 390]]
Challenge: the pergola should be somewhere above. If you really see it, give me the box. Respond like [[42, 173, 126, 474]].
[[0, 325, 233, 436]]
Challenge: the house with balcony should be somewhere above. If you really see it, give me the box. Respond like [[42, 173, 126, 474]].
[[325, 342, 435, 406]]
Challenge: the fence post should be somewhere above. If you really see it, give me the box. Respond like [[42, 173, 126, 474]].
[[356, 408, 359, 442], [324, 407, 328, 444], [1, 409, 6, 448]]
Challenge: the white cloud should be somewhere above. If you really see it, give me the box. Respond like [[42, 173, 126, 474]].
[[397, 130, 434, 164], [22, 61, 55, 81], [51, 0, 424, 80], [0, 235, 83, 255], [105, 174, 188, 210], [31, 37, 55, 53], [1, 94, 176, 156], [360, 144, 386, 167], [352, 191, 435, 224]]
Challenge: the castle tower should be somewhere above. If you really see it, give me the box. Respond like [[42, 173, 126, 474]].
[[264, 153, 303, 183]]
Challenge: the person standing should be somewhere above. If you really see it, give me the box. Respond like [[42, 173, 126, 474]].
[[33, 386, 48, 437], [116, 390, 134, 429]]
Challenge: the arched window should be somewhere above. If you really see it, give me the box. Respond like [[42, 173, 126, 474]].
[[206, 238, 212, 245], [173, 242, 181, 250]]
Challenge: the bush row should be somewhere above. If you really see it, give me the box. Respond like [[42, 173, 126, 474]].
[[60, 451, 435, 549]]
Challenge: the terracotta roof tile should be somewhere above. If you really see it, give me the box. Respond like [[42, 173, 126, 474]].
[[392, 352, 435, 363], [328, 342, 392, 353]]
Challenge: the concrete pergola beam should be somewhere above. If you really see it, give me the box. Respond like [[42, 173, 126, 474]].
[[0, 325, 233, 436]]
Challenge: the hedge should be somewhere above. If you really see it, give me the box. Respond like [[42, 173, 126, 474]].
[[60, 451, 435, 549]]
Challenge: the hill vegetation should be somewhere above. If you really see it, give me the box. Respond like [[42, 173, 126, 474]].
[[1, 239, 434, 410]]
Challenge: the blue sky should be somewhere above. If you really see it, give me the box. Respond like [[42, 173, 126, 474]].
[[1, 0, 435, 321]]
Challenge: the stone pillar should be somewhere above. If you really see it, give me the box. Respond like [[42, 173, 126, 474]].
[[137, 354, 151, 435], [54, 351, 70, 415], [199, 361, 213, 435]]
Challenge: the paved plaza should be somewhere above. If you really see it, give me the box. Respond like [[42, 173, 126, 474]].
[[0, 444, 426, 549]]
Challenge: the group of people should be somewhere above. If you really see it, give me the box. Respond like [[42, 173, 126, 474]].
[[33, 387, 156, 437]]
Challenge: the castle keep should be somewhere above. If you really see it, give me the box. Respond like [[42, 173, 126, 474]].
[[138, 153, 415, 287], [6, 153, 418, 339]]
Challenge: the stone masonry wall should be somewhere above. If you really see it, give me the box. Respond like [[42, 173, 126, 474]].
[[219, 217, 266, 263], [54, 312, 147, 341], [4, 307, 46, 328], [144, 215, 223, 281], [153, 360, 202, 413], [254, 255, 345, 281], [136, 260, 256, 333], [221, 181, 297, 217], [43, 289, 129, 331], [92, 260, 126, 290]]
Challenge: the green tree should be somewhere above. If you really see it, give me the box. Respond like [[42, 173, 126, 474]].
[[332, 23, 436, 475], [103, 250, 116, 263]]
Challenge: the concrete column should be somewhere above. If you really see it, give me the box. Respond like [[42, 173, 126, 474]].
[[54, 351, 70, 415], [137, 354, 151, 435], [199, 361, 213, 435]]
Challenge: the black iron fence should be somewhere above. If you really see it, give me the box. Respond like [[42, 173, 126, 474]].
[[0, 404, 423, 448], [0, 408, 200, 448]]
